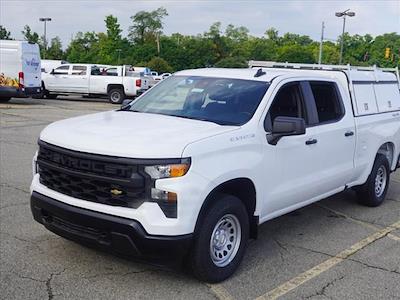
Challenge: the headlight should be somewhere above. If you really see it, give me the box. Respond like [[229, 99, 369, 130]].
[[144, 163, 190, 179]]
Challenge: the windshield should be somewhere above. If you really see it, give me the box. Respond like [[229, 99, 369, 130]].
[[126, 76, 268, 126]]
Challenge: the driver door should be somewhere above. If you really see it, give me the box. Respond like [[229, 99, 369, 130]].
[[260, 80, 322, 216]]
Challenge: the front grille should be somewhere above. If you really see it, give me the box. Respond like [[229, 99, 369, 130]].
[[37, 141, 148, 208]]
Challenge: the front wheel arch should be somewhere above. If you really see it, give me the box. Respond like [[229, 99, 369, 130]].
[[194, 178, 258, 239]]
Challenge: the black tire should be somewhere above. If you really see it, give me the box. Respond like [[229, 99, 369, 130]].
[[190, 194, 249, 283], [46, 93, 58, 99], [355, 154, 390, 207], [0, 97, 11, 102], [108, 88, 125, 104]]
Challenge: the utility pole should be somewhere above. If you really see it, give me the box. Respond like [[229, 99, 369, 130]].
[[335, 9, 355, 64], [318, 21, 325, 65], [39, 17, 52, 59]]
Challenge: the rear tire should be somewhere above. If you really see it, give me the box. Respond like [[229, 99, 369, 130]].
[[190, 194, 249, 283], [355, 154, 390, 207], [108, 88, 124, 104], [0, 97, 11, 102]]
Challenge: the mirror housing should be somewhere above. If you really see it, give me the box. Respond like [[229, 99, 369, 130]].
[[120, 99, 133, 109], [267, 116, 306, 145]]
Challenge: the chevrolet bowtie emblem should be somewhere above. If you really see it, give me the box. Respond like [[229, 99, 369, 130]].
[[110, 188, 123, 196]]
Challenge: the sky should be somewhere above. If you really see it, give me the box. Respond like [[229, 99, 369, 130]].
[[1, 0, 399, 47]]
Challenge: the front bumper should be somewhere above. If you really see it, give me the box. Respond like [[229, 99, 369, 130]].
[[31, 192, 193, 259]]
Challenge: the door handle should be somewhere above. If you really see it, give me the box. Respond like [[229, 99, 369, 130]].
[[393, 112, 400, 117], [305, 139, 317, 145], [345, 131, 354, 137]]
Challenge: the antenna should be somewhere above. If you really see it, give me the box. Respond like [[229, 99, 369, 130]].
[[254, 68, 266, 78]]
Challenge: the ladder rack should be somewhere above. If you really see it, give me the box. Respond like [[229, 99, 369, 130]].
[[248, 60, 400, 90]]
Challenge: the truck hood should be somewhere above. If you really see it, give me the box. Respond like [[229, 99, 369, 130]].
[[40, 111, 238, 158]]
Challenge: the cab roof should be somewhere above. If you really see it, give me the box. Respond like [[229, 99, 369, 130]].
[[175, 67, 341, 83]]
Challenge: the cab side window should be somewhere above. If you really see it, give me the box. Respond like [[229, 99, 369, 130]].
[[309, 82, 344, 124], [71, 66, 87, 75], [268, 83, 307, 123], [53, 65, 69, 75]]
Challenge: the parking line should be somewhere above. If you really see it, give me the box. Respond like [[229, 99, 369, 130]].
[[255, 220, 400, 300], [318, 204, 400, 242], [207, 283, 234, 300]]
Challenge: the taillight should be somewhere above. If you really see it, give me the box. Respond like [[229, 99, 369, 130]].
[[136, 79, 141, 87], [18, 72, 24, 88]]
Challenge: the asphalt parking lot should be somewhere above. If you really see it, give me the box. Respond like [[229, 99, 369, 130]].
[[1, 97, 399, 300]]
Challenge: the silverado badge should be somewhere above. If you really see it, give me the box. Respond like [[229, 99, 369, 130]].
[[110, 188, 123, 196]]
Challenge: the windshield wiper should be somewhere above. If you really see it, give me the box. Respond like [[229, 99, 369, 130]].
[[165, 114, 236, 126]]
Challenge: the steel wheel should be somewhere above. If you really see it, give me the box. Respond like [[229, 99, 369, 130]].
[[374, 165, 387, 197], [110, 91, 121, 103], [210, 214, 241, 267]]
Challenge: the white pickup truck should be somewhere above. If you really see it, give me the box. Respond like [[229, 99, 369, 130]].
[[31, 62, 400, 282], [42, 64, 149, 103]]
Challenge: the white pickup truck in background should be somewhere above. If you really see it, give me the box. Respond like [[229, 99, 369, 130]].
[[42, 64, 149, 103]]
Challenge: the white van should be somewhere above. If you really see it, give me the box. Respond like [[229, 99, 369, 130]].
[[0, 40, 42, 102]]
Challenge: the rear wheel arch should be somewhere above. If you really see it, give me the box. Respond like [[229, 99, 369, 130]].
[[377, 142, 395, 170], [195, 178, 258, 239], [107, 84, 124, 94]]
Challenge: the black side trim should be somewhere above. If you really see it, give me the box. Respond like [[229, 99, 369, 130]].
[[30, 192, 193, 259]]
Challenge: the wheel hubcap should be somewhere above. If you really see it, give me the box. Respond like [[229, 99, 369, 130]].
[[210, 214, 241, 267], [111, 92, 120, 102], [375, 166, 387, 197]]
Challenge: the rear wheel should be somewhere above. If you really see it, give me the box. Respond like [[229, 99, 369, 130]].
[[108, 88, 124, 104], [0, 97, 11, 102], [355, 154, 390, 207], [190, 194, 249, 283]]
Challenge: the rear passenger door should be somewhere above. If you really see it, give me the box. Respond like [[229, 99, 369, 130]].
[[306, 80, 356, 191]]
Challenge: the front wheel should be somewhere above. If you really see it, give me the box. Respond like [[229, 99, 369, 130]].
[[355, 154, 390, 207], [108, 88, 125, 104], [190, 194, 249, 283]]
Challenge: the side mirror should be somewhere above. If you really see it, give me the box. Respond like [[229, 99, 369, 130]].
[[267, 116, 306, 145], [120, 99, 133, 109]]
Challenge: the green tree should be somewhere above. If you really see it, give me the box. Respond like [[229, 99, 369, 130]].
[[147, 56, 173, 73], [46, 36, 63, 59], [265, 27, 279, 41], [225, 25, 249, 43], [22, 25, 40, 43], [204, 22, 229, 61], [277, 44, 315, 63], [65, 32, 100, 63], [214, 56, 248, 68], [0, 25, 12, 40], [128, 7, 168, 44], [97, 15, 129, 64]]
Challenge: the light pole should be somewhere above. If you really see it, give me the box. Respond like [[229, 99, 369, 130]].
[[39, 17, 52, 59], [318, 21, 325, 65], [335, 9, 355, 64]]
